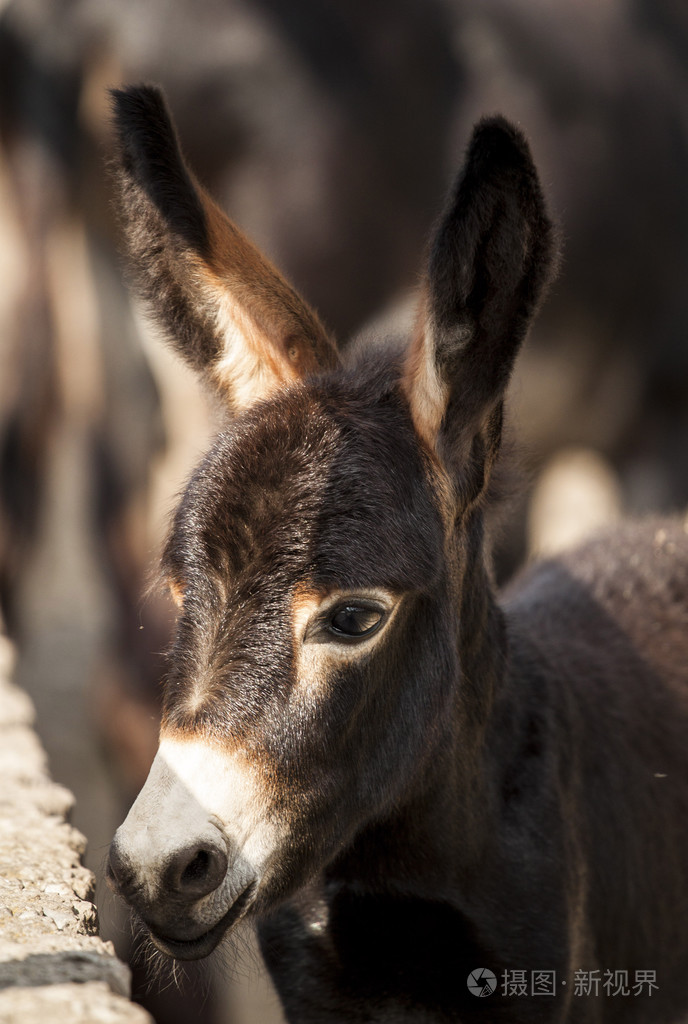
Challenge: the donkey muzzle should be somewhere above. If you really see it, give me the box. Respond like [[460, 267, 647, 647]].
[[106, 746, 258, 959]]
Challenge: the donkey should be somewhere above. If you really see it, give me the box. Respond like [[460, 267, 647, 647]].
[[106, 85, 688, 1023]]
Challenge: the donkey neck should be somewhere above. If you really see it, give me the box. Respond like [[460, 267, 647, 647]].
[[328, 507, 507, 895], [454, 504, 507, 723]]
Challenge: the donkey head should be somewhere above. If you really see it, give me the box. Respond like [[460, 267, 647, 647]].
[[107, 86, 554, 960]]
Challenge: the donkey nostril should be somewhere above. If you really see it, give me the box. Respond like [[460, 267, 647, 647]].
[[181, 849, 210, 885], [168, 841, 228, 899], [107, 838, 137, 898]]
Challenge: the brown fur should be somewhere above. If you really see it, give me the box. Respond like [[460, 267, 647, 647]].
[[107, 87, 688, 1024]]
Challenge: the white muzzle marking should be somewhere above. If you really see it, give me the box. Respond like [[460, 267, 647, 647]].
[[117, 734, 281, 911]]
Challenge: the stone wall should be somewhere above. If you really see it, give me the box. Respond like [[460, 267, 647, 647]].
[[0, 630, 153, 1024]]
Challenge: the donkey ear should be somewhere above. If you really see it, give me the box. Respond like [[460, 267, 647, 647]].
[[110, 85, 339, 412], [404, 117, 556, 469]]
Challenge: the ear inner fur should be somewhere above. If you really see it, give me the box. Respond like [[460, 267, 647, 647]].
[[404, 116, 556, 465], [402, 292, 450, 453], [110, 84, 339, 413]]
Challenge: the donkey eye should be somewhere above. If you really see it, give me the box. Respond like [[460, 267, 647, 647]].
[[301, 592, 397, 647], [329, 604, 384, 639]]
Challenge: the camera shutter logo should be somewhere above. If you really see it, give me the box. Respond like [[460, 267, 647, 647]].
[[467, 968, 497, 997]]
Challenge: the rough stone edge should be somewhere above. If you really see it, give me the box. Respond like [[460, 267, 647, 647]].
[[0, 628, 154, 1023]]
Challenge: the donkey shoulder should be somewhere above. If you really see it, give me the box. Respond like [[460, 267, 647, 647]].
[[500, 517, 688, 774], [503, 517, 688, 670]]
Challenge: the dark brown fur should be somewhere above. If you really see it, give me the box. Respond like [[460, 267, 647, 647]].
[[107, 85, 688, 1023]]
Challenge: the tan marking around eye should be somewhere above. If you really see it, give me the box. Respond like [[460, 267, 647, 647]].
[[290, 585, 402, 700], [290, 585, 330, 698], [291, 584, 327, 647]]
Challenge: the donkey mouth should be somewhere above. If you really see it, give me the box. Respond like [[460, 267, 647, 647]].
[[147, 882, 257, 960]]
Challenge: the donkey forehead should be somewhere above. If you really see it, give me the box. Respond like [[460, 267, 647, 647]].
[[167, 376, 443, 593]]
